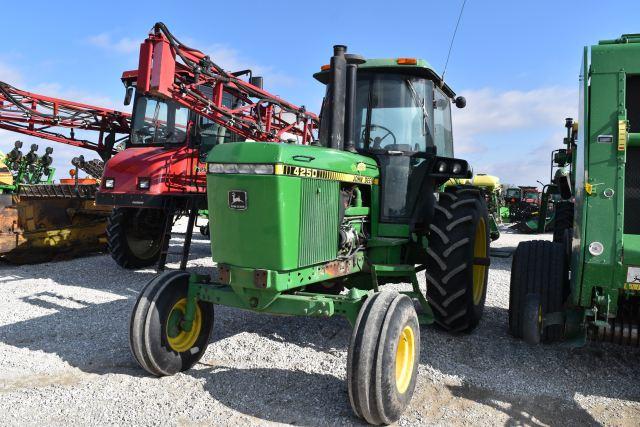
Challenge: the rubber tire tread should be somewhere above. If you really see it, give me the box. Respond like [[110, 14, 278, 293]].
[[107, 207, 163, 269], [129, 271, 213, 376], [347, 291, 397, 425], [509, 240, 565, 342], [425, 185, 490, 333], [552, 201, 574, 243]]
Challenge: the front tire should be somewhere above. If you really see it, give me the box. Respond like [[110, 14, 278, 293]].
[[107, 208, 166, 268], [347, 291, 420, 425], [425, 186, 490, 333], [129, 271, 213, 376]]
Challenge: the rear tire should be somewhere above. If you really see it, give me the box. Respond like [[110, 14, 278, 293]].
[[509, 240, 566, 342], [552, 201, 574, 243], [129, 271, 213, 376], [425, 186, 490, 333], [107, 208, 166, 268], [347, 291, 420, 425]]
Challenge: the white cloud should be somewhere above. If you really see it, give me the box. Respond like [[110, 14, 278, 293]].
[[87, 33, 139, 54], [453, 86, 577, 155], [452, 86, 579, 186], [200, 43, 296, 89]]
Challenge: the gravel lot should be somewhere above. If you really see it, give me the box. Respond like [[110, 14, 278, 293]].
[[0, 223, 639, 426]]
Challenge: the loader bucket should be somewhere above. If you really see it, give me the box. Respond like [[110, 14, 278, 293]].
[[0, 184, 111, 263]]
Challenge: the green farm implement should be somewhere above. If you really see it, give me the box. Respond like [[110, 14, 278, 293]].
[[130, 27, 490, 425], [510, 34, 640, 346]]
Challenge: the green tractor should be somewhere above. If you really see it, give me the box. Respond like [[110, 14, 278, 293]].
[[129, 46, 490, 423], [509, 34, 640, 346]]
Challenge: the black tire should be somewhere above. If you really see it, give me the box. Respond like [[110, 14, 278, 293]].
[[129, 271, 213, 376], [522, 294, 542, 345], [200, 223, 210, 237], [348, 291, 420, 425], [509, 240, 566, 342], [425, 186, 490, 333], [107, 208, 166, 269], [552, 201, 574, 243]]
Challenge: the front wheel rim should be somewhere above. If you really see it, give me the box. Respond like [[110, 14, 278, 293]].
[[395, 326, 415, 394], [166, 298, 202, 353], [472, 217, 488, 305]]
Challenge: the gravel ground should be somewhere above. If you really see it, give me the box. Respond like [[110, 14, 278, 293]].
[[0, 223, 639, 426]]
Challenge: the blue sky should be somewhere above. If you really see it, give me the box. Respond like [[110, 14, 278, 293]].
[[1, 0, 640, 186]]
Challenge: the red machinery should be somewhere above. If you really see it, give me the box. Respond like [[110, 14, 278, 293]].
[[0, 23, 318, 269], [96, 23, 319, 269], [0, 81, 130, 159]]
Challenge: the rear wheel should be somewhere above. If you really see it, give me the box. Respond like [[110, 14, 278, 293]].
[[107, 208, 167, 268], [347, 291, 420, 425], [129, 271, 213, 376], [509, 240, 566, 342], [425, 186, 490, 333], [552, 201, 574, 243]]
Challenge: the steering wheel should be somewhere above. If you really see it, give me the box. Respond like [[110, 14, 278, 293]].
[[361, 124, 397, 149]]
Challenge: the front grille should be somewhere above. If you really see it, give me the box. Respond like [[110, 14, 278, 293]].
[[298, 179, 339, 267], [625, 147, 640, 234]]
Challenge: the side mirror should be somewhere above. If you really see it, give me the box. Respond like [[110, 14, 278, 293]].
[[454, 96, 466, 109], [124, 86, 134, 106]]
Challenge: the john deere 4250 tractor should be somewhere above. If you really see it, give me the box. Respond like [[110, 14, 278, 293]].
[[509, 35, 640, 346], [130, 46, 489, 423]]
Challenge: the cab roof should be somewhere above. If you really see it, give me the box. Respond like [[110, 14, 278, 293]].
[[313, 58, 456, 98]]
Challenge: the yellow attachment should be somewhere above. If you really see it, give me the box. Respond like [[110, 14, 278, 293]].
[[444, 174, 500, 191], [618, 120, 628, 151], [395, 325, 415, 394], [585, 183, 593, 195], [472, 217, 487, 305], [471, 174, 500, 190], [444, 178, 470, 187], [166, 298, 203, 353], [0, 156, 13, 187]]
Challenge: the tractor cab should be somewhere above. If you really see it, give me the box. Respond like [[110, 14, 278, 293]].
[[314, 55, 469, 232]]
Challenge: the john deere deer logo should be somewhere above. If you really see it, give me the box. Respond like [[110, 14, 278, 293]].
[[228, 190, 247, 210]]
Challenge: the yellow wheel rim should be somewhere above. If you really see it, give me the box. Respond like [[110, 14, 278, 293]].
[[395, 326, 415, 394], [472, 217, 488, 305], [166, 298, 202, 353]]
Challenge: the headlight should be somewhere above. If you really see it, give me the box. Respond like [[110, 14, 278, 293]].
[[208, 163, 224, 173], [104, 178, 115, 189], [207, 163, 274, 175], [138, 177, 151, 190], [451, 163, 462, 175], [436, 161, 447, 173]]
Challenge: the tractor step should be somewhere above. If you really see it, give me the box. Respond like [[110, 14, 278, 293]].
[[370, 263, 434, 325]]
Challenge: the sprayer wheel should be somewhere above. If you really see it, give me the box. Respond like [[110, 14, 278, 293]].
[[107, 208, 166, 269], [425, 185, 490, 333], [347, 291, 420, 425], [129, 271, 213, 376], [509, 240, 566, 342]]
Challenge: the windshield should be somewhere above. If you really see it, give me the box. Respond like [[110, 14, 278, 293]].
[[506, 189, 521, 198], [131, 96, 189, 145], [355, 73, 434, 152], [523, 191, 539, 199]]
